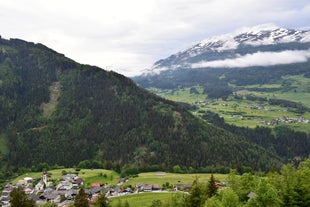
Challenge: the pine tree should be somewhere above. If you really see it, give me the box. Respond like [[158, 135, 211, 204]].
[[94, 193, 110, 207], [10, 188, 35, 207], [207, 174, 217, 198], [74, 188, 89, 207], [183, 177, 206, 207]]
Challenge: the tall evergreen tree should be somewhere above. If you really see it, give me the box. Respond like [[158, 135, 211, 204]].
[[74, 188, 89, 207], [207, 174, 217, 198], [10, 188, 35, 207], [184, 177, 206, 207], [94, 193, 110, 207]]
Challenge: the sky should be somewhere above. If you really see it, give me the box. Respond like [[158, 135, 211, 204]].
[[0, 0, 309, 76]]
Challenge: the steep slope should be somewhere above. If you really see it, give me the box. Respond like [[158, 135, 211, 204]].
[[0, 37, 283, 172]]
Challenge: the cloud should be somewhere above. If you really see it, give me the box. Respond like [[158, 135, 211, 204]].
[[0, 0, 309, 76], [191, 50, 310, 68]]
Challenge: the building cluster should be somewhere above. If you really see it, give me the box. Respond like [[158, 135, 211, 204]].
[[0, 173, 86, 207], [266, 116, 310, 126], [0, 172, 199, 207]]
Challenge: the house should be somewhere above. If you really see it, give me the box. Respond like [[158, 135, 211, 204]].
[[174, 184, 192, 191], [64, 189, 78, 200], [104, 186, 120, 197], [61, 174, 78, 182], [142, 184, 153, 192], [73, 178, 84, 186], [91, 182, 101, 187], [151, 184, 161, 191], [41, 190, 59, 202], [24, 186, 34, 194], [142, 184, 161, 192], [24, 177, 34, 186], [86, 187, 102, 196], [56, 181, 73, 191], [215, 182, 224, 189], [118, 178, 127, 185]]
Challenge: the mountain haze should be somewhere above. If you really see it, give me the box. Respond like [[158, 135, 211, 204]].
[[0, 36, 285, 174], [144, 24, 310, 74], [134, 24, 310, 96]]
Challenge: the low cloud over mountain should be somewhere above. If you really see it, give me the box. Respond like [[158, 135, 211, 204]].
[[192, 49, 310, 68]]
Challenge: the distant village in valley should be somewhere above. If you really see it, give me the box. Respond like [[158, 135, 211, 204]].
[[194, 100, 310, 126], [0, 171, 225, 207]]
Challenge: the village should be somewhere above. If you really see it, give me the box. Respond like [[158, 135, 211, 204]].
[[0, 171, 207, 207]]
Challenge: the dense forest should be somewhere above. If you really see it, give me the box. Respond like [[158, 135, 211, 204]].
[[201, 111, 309, 164], [134, 62, 310, 100], [0, 37, 308, 182]]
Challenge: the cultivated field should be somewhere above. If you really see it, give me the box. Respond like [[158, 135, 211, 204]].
[[148, 75, 310, 133]]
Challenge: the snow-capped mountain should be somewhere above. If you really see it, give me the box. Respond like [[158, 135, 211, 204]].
[[143, 24, 310, 75]]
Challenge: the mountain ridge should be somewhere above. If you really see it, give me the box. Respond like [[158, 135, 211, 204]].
[[0, 36, 287, 175], [142, 24, 310, 75]]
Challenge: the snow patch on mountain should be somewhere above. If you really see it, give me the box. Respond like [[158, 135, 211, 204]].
[[142, 24, 310, 76]]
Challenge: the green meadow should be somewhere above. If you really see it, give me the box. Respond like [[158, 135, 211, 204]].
[[110, 192, 182, 207], [11, 169, 120, 187], [125, 172, 227, 186], [148, 75, 310, 133]]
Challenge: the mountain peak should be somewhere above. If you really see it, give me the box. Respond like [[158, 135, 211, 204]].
[[198, 23, 308, 50], [143, 24, 310, 75], [233, 23, 280, 34]]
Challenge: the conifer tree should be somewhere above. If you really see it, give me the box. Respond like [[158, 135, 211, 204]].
[[74, 188, 89, 207], [207, 174, 217, 198], [94, 193, 110, 207], [10, 188, 35, 207], [183, 177, 206, 207]]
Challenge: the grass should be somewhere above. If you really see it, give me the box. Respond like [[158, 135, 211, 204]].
[[125, 172, 227, 186], [110, 192, 182, 207], [11, 168, 120, 186], [149, 81, 310, 132], [78, 169, 120, 187], [149, 87, 207, 104]]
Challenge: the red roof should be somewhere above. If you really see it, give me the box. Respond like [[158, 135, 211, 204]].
[[91, 183, 101, 187]]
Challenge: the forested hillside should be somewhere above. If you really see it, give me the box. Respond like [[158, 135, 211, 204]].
[[0, 37, 297, 178]]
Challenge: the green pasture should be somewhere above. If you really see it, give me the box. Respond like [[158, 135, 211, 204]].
[[110, 192, 182, 207], [125, 172, 227, 186], [149, 83, 310, 132], [149, 87, 207, 104], [11, 169, 120, 186], [78, 169, 120, 187]]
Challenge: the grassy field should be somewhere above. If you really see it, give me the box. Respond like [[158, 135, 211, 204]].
[[79, 169, 120, 187], [11, 168, 120, 187], [125, 172, 227, 186], [148, 76, 310, 133], [110, 192, 182, 207], [150, 86, 207, 104]]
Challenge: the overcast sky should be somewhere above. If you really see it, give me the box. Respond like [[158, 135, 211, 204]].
[[0, 0, 309, 76]]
